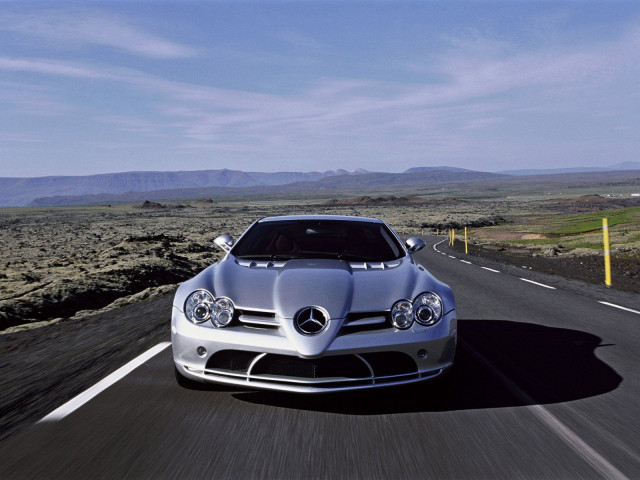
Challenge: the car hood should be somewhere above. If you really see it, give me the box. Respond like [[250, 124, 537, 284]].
[[177, 255, 452, 319]]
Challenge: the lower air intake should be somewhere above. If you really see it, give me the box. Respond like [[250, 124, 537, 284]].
[[252, 354, 371, 379], [206, 350, 257, 372]]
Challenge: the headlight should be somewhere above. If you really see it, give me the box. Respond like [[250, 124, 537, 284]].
[[184, 290, 234, 327], [413, 292, 443, 326], [391, 300, 413, 329], [212, 297, 234, 327]]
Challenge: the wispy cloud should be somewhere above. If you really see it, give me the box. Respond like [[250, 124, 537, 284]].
[[94, 115, 164, 137], [0, 9, 195, 59], [0, 133, 44, 144], [0, 57, 109, 79], [1, 14, 639, 173]]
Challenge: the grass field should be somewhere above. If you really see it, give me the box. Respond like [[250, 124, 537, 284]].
[[470, 206, 640, 255]]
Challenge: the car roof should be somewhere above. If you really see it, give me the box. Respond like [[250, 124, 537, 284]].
[[257, 214, 383, 223]]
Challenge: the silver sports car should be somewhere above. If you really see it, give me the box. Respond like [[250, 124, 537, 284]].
[[172, 215, 456, 393]]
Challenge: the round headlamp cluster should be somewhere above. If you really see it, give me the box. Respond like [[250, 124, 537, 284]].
[[184, 290, 234, 327], [391, 292, 443, 329]]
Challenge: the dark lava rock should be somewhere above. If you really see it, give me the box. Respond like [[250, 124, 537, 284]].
[[139, 200, 165, 209]]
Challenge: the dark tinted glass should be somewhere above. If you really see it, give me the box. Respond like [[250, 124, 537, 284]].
[[231, 220, 403, 262]]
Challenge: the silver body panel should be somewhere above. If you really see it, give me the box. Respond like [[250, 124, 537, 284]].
[[172, 215, 456, 393]]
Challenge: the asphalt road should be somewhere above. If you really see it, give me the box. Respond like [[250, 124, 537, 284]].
[[1, 237, 639, 479]]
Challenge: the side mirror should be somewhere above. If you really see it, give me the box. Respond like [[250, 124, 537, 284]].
[[214, 234, 234, 252], [405, 237, 425, 254]]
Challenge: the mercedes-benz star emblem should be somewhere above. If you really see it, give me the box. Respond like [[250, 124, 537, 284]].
[[294, 307, 329, 335]]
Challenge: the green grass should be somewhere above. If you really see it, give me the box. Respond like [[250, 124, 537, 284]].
[[529, 207, 640, 236], [472, 206, 640, 254]]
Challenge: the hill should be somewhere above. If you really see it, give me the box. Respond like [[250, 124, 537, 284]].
[[0, 168, 369, 207], [27, 169, 504, 206]]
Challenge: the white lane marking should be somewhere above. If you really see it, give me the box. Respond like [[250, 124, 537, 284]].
[[461, 339, 629, 480], [39, 342, 171, 422], [598, 301, 640, 315], [481, 267, 500, 273], [460, 260, 472, 264], [448, 255, 456, 259], [433, 239, 447, 252], [520, 278, 556, 289]]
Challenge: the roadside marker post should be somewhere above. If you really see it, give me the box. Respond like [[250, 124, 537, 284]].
[[603, 218, 612, 287], [465, 227, 468, 254]]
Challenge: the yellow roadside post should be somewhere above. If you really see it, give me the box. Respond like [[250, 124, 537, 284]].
[[452, 229, 455, 246], [465, 227, 468, 254], [603, 218, 612, 287]]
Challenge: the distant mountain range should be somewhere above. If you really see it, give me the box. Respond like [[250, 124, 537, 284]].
[[0, 168, 369, 207], [498, 161, 640, 176], [25, 169, 506, 207], [1, 162, 639, 207]]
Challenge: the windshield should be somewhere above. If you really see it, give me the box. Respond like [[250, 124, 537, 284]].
[[231, 219, 404, 262]]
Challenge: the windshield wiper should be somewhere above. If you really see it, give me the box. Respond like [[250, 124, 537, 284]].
[[235, 254, 299, 261], [338, 253, 382, 262]]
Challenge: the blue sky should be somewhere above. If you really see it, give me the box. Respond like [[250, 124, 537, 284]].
[[1, 1, 639, 177]]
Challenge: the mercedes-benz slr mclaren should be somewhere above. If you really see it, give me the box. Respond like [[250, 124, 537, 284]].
[[172, 215, 456, 393]]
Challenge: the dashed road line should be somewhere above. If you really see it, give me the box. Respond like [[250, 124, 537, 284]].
[[519, 278, 556, 290], [461, 339, 629, 480], [432, 238, 638, 322], [598, 301, 640, 315], [481, 267, 500, 273], [39, 342, 171, 422]]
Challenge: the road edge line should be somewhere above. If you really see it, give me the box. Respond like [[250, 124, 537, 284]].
[[598, 301, 640, 315], [39, 341, 171, 423], [520, 278, 556, 289]]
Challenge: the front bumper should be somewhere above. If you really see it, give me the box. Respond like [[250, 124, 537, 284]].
[[172, 306, 457, 393]]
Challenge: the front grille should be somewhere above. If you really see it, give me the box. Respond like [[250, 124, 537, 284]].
[[237, 309, 279, 329], [238, 309, 275, 319], [206, 350, 258, 372], [252, 354, 371, 379], [340, 312, 390, 334], [360, 352, 417, 377]]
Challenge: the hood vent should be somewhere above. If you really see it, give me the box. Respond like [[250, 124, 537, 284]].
[[235, 259, 287, 269], [349, 261, 401, 270]]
